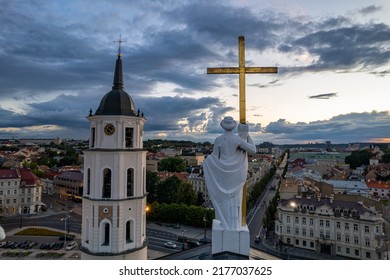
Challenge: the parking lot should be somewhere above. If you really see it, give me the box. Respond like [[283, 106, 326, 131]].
[[0, 227, 81, 260]]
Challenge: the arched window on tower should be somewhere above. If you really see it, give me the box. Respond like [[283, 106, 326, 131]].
[[127, 168, 134, 197], [87, 168, 91, 195], [126, 220, 134, 243], [102, 169, 111, 198], [102, 223, 110, 246], [125, 127, 134, 148]]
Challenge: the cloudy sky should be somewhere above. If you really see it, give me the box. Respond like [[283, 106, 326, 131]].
[[1, 0, 390, 144]]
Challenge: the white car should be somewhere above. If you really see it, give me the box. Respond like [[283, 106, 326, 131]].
[[164, 241, 177, 249], [65, 241, 78, 251]]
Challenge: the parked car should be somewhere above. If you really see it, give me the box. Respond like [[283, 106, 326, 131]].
[[40, 242, 50, 249], [164, 241, 177, 249], [65, 241, 78, 251], [0, 241, 7, 248], [59, 235, 75, 241], [53, 242, 64, 250], [199, 238, 212, 244], [177, 236, 188, 243], [187, 240, 201, 248]]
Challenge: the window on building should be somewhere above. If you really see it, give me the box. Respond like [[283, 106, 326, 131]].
[[326, 232, 330, 239], [0, 199, 2, 205], [310, 229, 314, 237], [21, 198, 24, 203], [309, 218, 314, 225], [345, 235, 350, 243], [27, 198, 30, 203], [91, 127, 95, 148], [295, 239, 299, 245], [7, 190, 10, 195], [102, 169, 111, 198], [126, 220, 134, 243], [354, 237, 359, 244], [366, 252, 371, 259], [365, 226, 369, 233], [302, 240, 306, 247], [13, 198, 16, 204], [302, 217, 306, 225], [125, 127, 134, 148], [346, 248, 350, 254], [102, 223, 110, 246], [337, 233, 341, 241], [326, 220, 330, 227], [14, 181, 17, 186], [287, 226, 291, 234], [287, 216, 290, 223], [6, 199, 10, 204], [0, 190, 2, 195], [320, 220, 324, 226], [295, 228, 299, 235], [295, 217, 299, 224], [365, 239, 370, 246], [13, 189, 17, 195], [127, 168, 134, 197], [87, 168, 91, 195], [345, 223, 349, 230], [310, 242, 314, 248], [0, 182, 2, 186], [8, 182, 10, 186], [355, 249, 359, 256], [353, 224, 358, 231], [286, 238, 291, 244], [320, 230, 324, 238], [337, 246, 341, 253], [336, 221, 340, 229], [302, 228, 306, 236]]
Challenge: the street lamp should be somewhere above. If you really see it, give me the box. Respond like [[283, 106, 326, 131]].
[[60, 210, 72, 247], [203, 215, 207, 240]]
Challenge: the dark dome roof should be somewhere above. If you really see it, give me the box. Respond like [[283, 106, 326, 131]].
[[95, 89, 136, 116], [94, 53, 137, 116]]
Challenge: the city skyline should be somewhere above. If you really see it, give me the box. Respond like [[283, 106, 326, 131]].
[[1, 0, 390, 144]]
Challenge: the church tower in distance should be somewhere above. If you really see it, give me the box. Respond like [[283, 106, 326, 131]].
[[80, 47, 147, 260]]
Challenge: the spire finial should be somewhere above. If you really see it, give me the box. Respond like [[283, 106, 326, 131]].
[[114, 33, 125, 57]]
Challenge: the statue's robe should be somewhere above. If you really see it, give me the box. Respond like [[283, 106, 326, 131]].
[[203, 131, 255, 230]]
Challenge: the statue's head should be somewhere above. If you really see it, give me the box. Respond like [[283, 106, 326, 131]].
[[220, 116, 237, 131]]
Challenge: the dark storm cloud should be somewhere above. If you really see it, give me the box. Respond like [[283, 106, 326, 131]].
[[280, 22, 390, 74], [264, 111, 390, 142], [359, 5, 382, 15], [137, 95, 228, 132], [1, 1, 389, 142], [308, 93, 337, 99]]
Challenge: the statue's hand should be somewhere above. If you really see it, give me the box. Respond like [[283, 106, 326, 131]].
[[238, 123, 249, 139]]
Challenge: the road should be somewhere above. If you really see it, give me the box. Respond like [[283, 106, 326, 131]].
[[247, 153, 287, 248]]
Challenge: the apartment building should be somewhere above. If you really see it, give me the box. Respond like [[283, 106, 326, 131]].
[[0, 168, 43, 215], [275, 196, 388, 260]]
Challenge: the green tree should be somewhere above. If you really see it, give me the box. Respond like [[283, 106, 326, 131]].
[[174, 181, 197, 205], [345, 150, 373, 169], [156, 176, 181, 204], [158, 156, 186, 172], [146, 171, 160, 203], [382, 151, 390, 164]]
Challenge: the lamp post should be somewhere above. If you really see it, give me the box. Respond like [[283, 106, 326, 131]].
[[181, 229, 186, 251], [203, 215, 207, 240], [60, 210, 72, 247]]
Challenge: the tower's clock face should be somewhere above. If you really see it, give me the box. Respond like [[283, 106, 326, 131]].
[[104, 123, 115, 135]]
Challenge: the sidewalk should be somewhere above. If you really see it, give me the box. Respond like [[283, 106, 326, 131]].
[[258, 232, 351, 260]]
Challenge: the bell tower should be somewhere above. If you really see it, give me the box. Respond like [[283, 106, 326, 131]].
[[81, 44, 147, 260]]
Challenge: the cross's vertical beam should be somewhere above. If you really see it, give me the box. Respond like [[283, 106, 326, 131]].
[[239, 36, 246, 124]]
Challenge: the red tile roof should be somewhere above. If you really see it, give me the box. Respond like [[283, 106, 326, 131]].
[[366, 180, 390, 190], [0, 169, 19, 179]]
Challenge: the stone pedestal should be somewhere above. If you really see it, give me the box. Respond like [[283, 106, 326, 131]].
[[211, 219, 250, 257]]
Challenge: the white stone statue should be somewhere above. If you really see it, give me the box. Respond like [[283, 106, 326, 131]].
[[0, 225, 5, 241], [203, 116, 256, 231]]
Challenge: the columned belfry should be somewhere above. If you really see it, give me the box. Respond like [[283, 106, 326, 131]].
[[81, 40, 147, 260]]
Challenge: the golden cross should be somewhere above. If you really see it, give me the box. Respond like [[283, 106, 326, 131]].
[[207, 36, 278, 124], [207, 36, 278, 226]]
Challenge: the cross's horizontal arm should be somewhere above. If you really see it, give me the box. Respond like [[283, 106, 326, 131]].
[[207, 67, 278, 74]]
